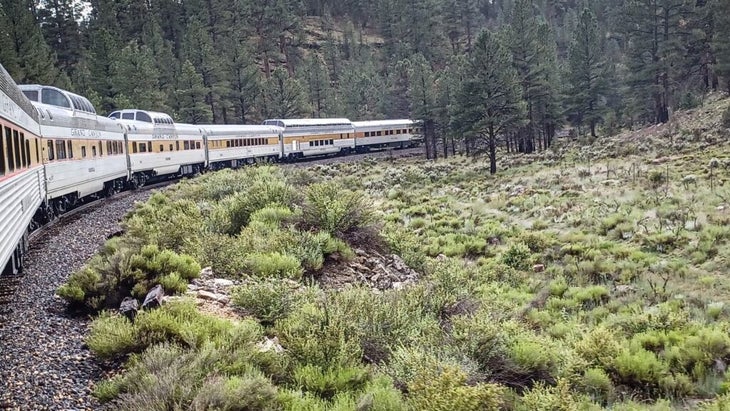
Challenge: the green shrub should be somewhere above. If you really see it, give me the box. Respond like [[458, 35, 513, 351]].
[[123, 193, 204, 254], [245, 252, 302, 279], [210, 178, 295, 235], [192, 372, 279, 410], [58, 242, 200, 312], [510, 338, 559, 379], [407, 364, 504, 411], [582, 368, 614, 404], [232, 279, 300, 326], [574, 327, 622, 369], [294, 364, 370, 400], [501, 243, 532, 270], [517, 379, 589, 411], [611, 347, 669, 393], [86, 311, 137, 359], [249, 205, 297, 227], [301, 182, 375, 238]]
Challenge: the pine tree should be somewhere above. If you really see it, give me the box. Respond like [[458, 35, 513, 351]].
[[183, 19, 228, 123], [36, 0, 83, 74], [112, 42, 168, 111], [301, 53, 336, 117], [262, 67, 309, 118], [0, 0, 66, 85], [453, 30, 524, 174], [86, 26, 120, 113], [622, 0, 692, 124], [176, 60, 213, 124], [408, 54, 438, 158], [566, 8, 608, 137], [712, 0, 730, 93]]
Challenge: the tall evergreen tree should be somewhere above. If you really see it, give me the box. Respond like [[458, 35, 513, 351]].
[[454, 30, 524, 174], [112, 42, 168, 112], [712, 0, 730, 93], [408, 54, 438, 158], [622, 0, 692, 124], [36, 0, 83, 74], [301, 53, 337, 117], [566, 8, 608, 137], [0, 0, 66, 85], [262, 67, 309, 118], [176, 60, 213, 124]]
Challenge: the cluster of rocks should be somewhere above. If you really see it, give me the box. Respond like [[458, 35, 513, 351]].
[[0, 190, 155, 410], [318, 248, 419, 291]]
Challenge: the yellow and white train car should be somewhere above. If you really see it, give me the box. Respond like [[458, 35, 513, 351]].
[[0, 70, 45, 274], [109, 110, 206, 186], [204, 124, 283, 169], [352, 119, 418, 151], [263, 118, 355, 159], [20, 85, 128, 213]]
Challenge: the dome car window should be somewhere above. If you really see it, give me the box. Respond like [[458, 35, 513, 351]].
[[22, 90, 39, 102], [136, 112, 152, 123], [41, 89, 70, 108], [122, 113, 135, 120]]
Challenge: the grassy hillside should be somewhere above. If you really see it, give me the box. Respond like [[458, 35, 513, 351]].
[[60, 96, 730, 409]]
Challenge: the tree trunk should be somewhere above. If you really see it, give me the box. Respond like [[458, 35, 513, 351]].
[[488, 124, 497, 174]]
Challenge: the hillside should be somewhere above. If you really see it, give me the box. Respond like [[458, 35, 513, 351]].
[[55, 96, 730, 409]]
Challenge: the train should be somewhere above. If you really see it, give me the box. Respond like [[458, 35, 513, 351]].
[[0, 64, 422, 275]]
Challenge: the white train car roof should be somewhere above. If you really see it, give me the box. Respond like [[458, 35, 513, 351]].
[[19, 84, 96, 114], [352, 119, 415, 130], [0, 66, 40, 135], [173, 123, 207, 139], [205, 124, 283, 139], [18, 84, 123, 135], [108, 109, 174, 125]]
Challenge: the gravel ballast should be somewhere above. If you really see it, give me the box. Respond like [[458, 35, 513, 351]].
[[0, 190, 154, 410]]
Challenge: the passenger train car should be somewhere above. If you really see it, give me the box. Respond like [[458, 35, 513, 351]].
[[0, 61, 422, 276], [263, 118, 355, 158], [109, 110, 206, 186], [20, 85, 128, 213], [352, 119, 417, 151], [0, 68, 46, 275], [205, 124, 283, 169]]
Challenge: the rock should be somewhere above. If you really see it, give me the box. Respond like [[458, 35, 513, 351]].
[[212, 278, 234, 287], [436, 254, 447, 261], [615, 284, 637, 296], [142, 284, 164, 310], [197, 290, 230, 305], [187, 284, 199, 291], [199, 266, 214, 278], [717, 205, 726, 211], [118, 297, 139, 322], [257, 337, 284, 353], [533, 264, 545, 273], [714, 359, 727, 374], [392, 282, 404, 290]]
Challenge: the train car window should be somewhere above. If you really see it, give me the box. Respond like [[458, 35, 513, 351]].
[[35, 139, 39, 164], [92, 146, 97, 157], [41, 89, 71, 108], [109, 112, 120, 119], [46, 139, 54, 162], [22, 90, 39, 102], [159, 145, 164, 152], [81, 146, 87, 158], [122, 113, 135, 120], [0, 131, 5, 175], [176, 141, 180, 151], [377, 131, 383, 136], [106, 141, 112, 155], [226, 140, 230, 148], [67, 140, 74, 159], [169, 144, 173, 151], [329, 139, 334, 145], [99, 141, 103, 156], [147, 142, 152, 152], [184, 141, 190, 150], [56, 140, 66, 160], [13, 130, 20, 167], [136, 112, 152, 123], [19, 133, 26, 168], [5, 128, 14, 171], [139, 143, 146, 153], [132, 142, 138, 153], [339, 134, 343, 139], [196, 142, 201, 149], [25, 139, 30, 167]]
